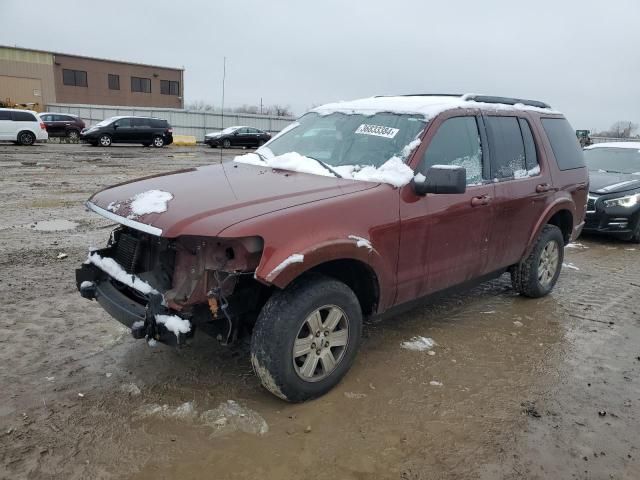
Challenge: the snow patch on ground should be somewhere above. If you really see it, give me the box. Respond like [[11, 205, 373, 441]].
[[566, 242, 588, 249], [201, 400, 269, 437], [137, 401, 196, 420], [401, 336, 436, 351], [119, 383, 141, 396], [86, 253, 158, 295], [129, 190, 173, 216], [155, 314, 191, 340], [348, 235, 373, 251], [563, 262, 580, 271], [269, 253, 304, 278], [429, 381, 443, 386]]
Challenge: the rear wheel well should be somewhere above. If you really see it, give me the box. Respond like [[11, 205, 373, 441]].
[[547, 209, 573, 244], [308, 259, 379, 316]]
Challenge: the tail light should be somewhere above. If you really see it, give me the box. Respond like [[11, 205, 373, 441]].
[[40, 122, 46, 130], [167, 128, 173, 134]]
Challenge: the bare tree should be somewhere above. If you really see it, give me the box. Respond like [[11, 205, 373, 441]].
[[596, 121, 639, 138], [186, 100, 216, 112], [268, 104, 293, 117]]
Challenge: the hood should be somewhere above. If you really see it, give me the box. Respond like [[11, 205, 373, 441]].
[[588, 170, 640, 195], [88, 161, 377, 237]]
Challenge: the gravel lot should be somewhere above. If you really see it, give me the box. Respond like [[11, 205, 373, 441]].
[[0, 143, 639, 480]]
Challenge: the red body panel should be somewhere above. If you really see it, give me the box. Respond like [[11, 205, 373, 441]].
[[87, 108, 588, 316]]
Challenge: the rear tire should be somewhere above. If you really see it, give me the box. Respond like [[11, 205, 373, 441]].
[[18, 131, 36, 146], [67, 130, 80, 141], [510, 224, 564, 298], [152, 136, 164, 148], [251, 273, 362, 402]]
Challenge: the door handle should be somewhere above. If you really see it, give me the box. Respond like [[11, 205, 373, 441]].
[[536, 183, 552, 193], [471, 195, 491, 207]]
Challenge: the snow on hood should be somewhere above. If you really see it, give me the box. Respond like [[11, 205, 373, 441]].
[[107, 189, 173, 219], [234, 138, 421, 188], [585, 142, 640, 150]]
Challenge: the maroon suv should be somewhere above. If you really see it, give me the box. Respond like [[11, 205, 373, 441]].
[[76, 94, 588, 402], [40, 113, 85, 140]]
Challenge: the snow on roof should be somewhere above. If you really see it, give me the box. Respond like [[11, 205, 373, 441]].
[[311, 95, 560, 118], [585, 142, 640, 150]]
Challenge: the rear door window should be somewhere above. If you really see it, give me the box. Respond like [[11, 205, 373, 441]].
[[12, 111, 37, 122], [485, 116, 526, 179], [419, 116, 484, 185], [0, 111, 11, 121], [519, 118, 539, 172], [132, 118, 150, 128], [541, 118, 585, 170]]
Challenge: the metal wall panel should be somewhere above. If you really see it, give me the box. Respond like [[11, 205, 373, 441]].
[[45, 103, 296, 139]]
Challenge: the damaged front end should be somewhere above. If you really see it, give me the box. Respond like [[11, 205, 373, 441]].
[[76, 226, 266, 346]]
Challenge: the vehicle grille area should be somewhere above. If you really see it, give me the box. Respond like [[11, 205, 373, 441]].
[[114, 233, 140, 273]]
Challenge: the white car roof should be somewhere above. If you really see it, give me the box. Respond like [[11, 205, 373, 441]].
[[585, 142, 640, 150]]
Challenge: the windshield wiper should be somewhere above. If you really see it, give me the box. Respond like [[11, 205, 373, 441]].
[[251, 151, 269, 163], [306, 156, 343, 178]]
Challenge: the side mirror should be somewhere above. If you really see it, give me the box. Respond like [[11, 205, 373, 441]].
[[113, 123, 119, 129], [413, 165, 467, 196]]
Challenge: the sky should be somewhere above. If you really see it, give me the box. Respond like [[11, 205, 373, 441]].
[[1, 0, 639, 131]]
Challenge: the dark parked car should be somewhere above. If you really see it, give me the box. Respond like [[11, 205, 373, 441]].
[[80, 116, 173, 147], [76, 94, 587, 402], [204, 126, 271, 148], [40, 113, 85, 140], [583, 142, 640, 242]]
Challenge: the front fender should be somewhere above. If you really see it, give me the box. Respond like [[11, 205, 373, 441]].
[[254, 237, 394, 309]]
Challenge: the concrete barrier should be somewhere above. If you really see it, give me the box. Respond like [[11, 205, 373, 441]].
[[171, 135, 197, 146]]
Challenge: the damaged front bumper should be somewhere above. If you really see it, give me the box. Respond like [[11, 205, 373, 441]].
[[76, 253, 193, 346]]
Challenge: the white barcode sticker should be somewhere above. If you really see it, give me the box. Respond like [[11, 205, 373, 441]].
[[355, 124, 399, 139]]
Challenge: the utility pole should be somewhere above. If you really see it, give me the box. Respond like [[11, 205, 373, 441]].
[[221, 56, 226, 129], [260, 97, 263, 115]]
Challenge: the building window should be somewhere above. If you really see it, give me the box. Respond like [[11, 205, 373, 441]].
[[160, 80, 180, 96], [131, 77, 151, 93], [62, 69, 88, 87], [108, 74, 120, 90]]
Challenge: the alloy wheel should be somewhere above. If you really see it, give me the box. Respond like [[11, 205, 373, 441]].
[[292, 305, 349, 382], [538, 240, 559, 287]]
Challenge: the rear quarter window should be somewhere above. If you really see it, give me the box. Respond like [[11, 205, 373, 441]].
[[12, 111, 38, 122], [541, 118, 585, 170], [150, 119, 169, 128]]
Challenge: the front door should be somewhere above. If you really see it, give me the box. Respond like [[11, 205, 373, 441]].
[[396, 113, 495, 304], [112, 118, 135, 143]]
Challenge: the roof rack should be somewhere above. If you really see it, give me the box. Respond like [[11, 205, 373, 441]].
[[461, 94, 551, 109]]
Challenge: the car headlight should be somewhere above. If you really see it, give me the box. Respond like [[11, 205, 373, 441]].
[[603, 192, 640, 208]]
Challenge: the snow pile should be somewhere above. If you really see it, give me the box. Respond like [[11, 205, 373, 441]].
[[129, 190, 173, 216], [348, 235, 373, 251], [86, 253, 158, 295], [585, 141, 640, 150], [514, 165, 541, 178], [269, 253, 305, 278], [414, 172, 426, 183], [336, 156, 415, 188], [401, 336, 436, 351], [155, 314, 191, 340], [235, 143, 419, 188], [137, 401, 197, 420], [201, 400, 269, 437]]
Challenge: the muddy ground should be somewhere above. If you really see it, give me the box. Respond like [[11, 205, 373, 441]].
[[0, 143, 638, 480]]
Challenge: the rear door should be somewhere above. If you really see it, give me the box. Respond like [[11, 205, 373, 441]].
[[483, 114, 554, 269], [0, 110, 13, 139], [397, 112, 495, 303], [132, 118, 153, 143]]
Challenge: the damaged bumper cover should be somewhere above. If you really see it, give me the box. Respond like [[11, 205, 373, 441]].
[[76, 252, 193, 346]]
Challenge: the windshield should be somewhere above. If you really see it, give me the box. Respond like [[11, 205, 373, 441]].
[[584, 147, 640, 174], [220, 126, 240, 135], [95, 117, 116, 127], [261, 112, 426, 168]]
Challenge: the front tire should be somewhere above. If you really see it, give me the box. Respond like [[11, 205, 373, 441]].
[[18, 131, 35, 146], [222, 139, 231, 148], [251, 273, 362, 402], [511, 224, 564, 298], [99, 134, 112, 147]]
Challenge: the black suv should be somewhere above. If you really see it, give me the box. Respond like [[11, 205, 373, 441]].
[[80, 116, 173, 147], [40, 113, 86, 140]]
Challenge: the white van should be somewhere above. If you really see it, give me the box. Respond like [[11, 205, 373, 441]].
[[0, 108, 49, 145]]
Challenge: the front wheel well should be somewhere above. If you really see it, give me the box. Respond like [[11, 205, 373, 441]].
[[307, 259, 379, 317], [547, 209, 573, 244]]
